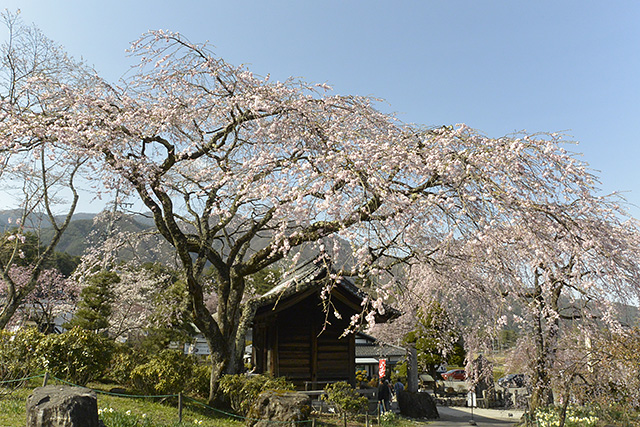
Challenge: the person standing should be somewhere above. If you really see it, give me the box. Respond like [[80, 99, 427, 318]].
[[378, 379, 392, 412], [394, 379, 404, 396]]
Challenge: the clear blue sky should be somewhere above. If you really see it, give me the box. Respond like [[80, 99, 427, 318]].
[[3, 1, 640, 216]]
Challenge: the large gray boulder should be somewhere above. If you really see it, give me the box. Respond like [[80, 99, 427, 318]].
[[26, 385, 100, 427], [396, 390, 439, 419], [247, 390, 312, 427]]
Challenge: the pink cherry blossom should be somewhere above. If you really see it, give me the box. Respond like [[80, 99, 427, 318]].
[[1, 18, 639, 408]]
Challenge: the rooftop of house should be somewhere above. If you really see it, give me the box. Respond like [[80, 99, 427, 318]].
[[255, 257, 401, 321]]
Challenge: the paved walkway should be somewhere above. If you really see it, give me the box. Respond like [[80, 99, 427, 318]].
[[424, 406, 525, 427]]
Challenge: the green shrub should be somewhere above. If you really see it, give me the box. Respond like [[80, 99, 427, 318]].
[[36, 327, 114, 385], [380, 411, 398, 426], [218, 374, 294, 416], [187, 362, 211, 398], [130, 349, 196, 395], [108, 344, 209, 398], [0, 327, 44, 380], [107, 344, 149, 388], [322, 381, 368, 416]]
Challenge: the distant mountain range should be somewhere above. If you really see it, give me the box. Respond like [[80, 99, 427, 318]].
[[0, 209, 355, 270], [0, 209, 162, 259]]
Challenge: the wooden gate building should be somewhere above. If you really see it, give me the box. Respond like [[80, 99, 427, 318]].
[[252, 260, 396, 389]]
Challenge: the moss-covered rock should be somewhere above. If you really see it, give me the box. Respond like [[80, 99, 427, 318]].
[[397, 390, 439, 419], [246, 390, 311, 427]]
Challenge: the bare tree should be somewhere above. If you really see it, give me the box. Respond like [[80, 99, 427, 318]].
[[0, 11, 94, 328]]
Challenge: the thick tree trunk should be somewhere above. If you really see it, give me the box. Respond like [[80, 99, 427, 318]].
[[530, 360, 554, 412], [194, 285, 256, 405], [208, 352, 229, 405], [528, 281, 560, 416], [190, 307, 234, 405], [203, 323, 248, 405]]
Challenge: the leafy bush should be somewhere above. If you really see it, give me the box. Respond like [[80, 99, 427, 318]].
[[218, 374, 294, 416], [36, 327, 114, 385], [187, 362, 211, 398], [108, 343, 209, 397], [380, 411, 398, 426], [0, 327, 44, 380], [130, 349, 197, 395], [322, 381, 368, 416], [107, 344, 149, 387]]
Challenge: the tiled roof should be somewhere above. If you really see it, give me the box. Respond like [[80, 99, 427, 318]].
[[257, 258, 400, 320], [356, 343, 406, 358], [355, 332, 407, 358]]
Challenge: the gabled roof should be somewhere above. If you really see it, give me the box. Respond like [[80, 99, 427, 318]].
[[254, 258, 400, 322], [355, 332, 407, 358]]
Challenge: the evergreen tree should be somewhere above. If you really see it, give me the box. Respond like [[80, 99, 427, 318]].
[[404, 302, 462, 379], [66, 271, 118, 332]]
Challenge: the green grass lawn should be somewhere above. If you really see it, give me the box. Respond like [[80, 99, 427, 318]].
[[0, 388, 26, 427], [0, 379, 244, 427], [0, 380, 421, 427]]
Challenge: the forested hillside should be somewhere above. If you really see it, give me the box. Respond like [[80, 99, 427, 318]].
[[0, 210, 354, 270], [1, 210, 162, 259]]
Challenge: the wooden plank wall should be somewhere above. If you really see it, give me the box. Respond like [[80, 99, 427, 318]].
[[277, 306, 313, 381], [255, 291, 358, 388], [277, 295, 355, 386]]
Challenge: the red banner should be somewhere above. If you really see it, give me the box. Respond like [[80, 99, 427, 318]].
[[378, 359, 387, 378]]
